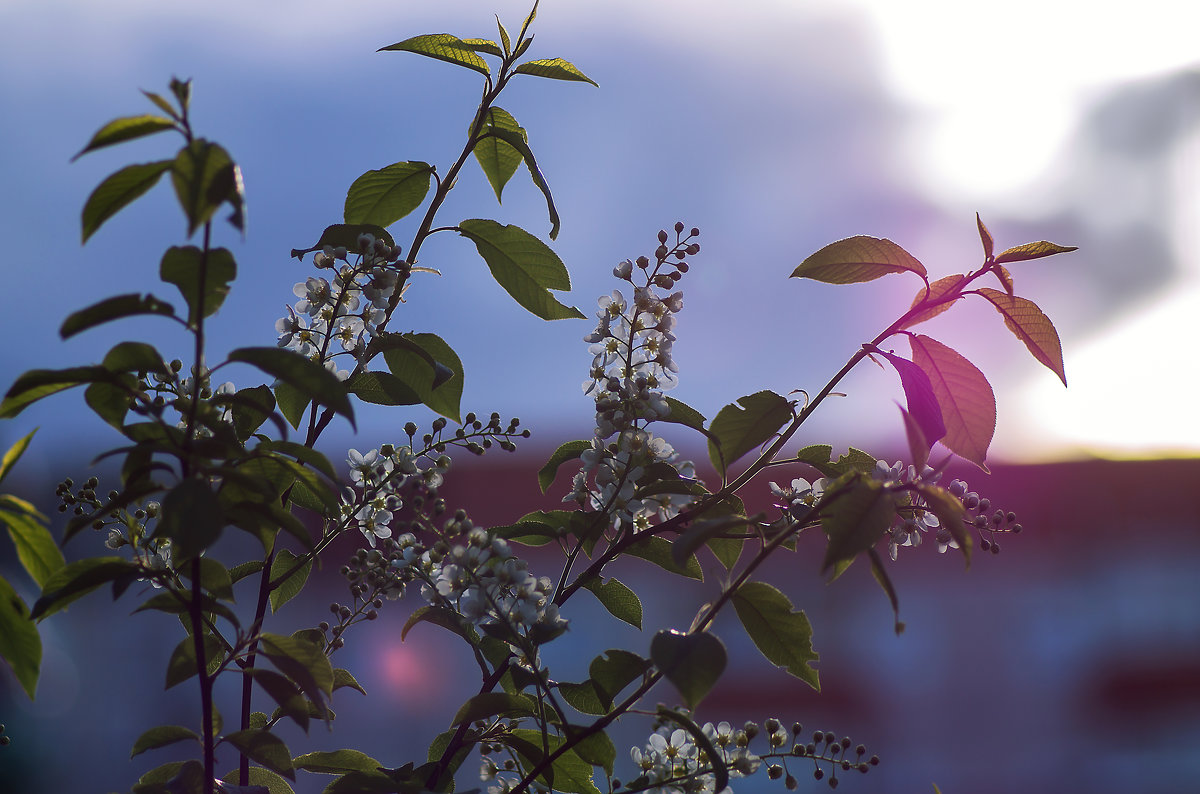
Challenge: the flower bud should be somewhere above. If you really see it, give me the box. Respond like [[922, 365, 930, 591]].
[[657, 230, 668, 243]]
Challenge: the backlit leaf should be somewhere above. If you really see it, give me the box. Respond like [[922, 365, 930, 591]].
[[474, 128, 561, 239], [0, 575, 40, 698], [472, 107, 525, 202], [976, 212, 994, 260], [0, 500, 61, 589], [293, 749, 382, 775], [909, 334, 995, 471], [130, 724, 200, 758], [81, 160, 172, 243], [538, 439, 589, 493], [582, 576, 642, 629], [30, 556, 138, 621], [820, 476, 895, 573], [899, 274, 967, 330], [289, 224, 395, 260], [269, 548, 311, 613], [0, 429, 35, 488], [731, 580, 820, 689], [380, 332, 463, 423], [706, 390, 791, 477], [156, 478, 225, 562], [160, 246, 237, 325], [73, 114, 177, 160], [457, 219, 582, 320], [867, 549, 904, 636], [223, 729, 295, 780], [877, 351, 945, 446], [976, 288, 1066, 386], [994, 240, 1077, 264], [450, 692, 538, 727], [650, 630, 726, 710], [343, 161, 433, 228], [513, 58, 598, 87], [792, 235, 927, 284], [170, 139, 238, 237], [229, 347, 354, 429], [378, 33, 490, 75]]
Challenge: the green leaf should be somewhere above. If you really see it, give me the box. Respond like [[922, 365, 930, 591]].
[[83, 379, 133, 428], [346, 371, 420, 407], [73, 114, 177, 160], [269, 548, 311, 613], [538, 439, 589, 493], [130, 725, 200, 758], [976, 288, 1067, 386], [899, 273, 967, 331], [472, 107, 525, 203], [401, 604, 475, 642], [462, 37, 504, 57], [378, 33, 490, 75], [30, 556, 138, 620], [791, 235, 927, 284], [915, 482, 971, 566], [476, 128, 561, 239], [730, 581, 820, 690], [650, 630, 726, 710], [228, 385, 277, 441], [450, 692, 538, 727], [223, 729, 295, 780], [380, 333, 463, 423], [706, 390, 791, 477], [229, 347, 355, 430], [179, 556, 234, 601], [246, 668, 309, 733], [59, 292, 175, 339], [344, 161, 434, 228], [260, 632, 334, 713], [81, 160, 172, 243], [170, 138, 240, 237], [571, 728, 616, 777], [909, 334, 995, 471], [660, 396, 707, 433], [133, 590, 239, 628], [289, 224, 395, 260], [458, 220, 582, 320], [159, 246, 237, 325], [156, 478, 225, 562], [559, 681, 605, 715], [625, 535, 702, 580], [219, 766, 295, 794], [820, 476, 895, 572], [513, 58, 598, 87], [0, 575, 40, 698], [867, 548, 905, 636], [273, 380, 309, 430], [293, 749, 382, 775], [507, 729, 603, 794], [582, 577, 642, 629], [0, 429, 35, 488], [333, 667, 367, 696], [589, 649, 649, 708], [993, 240, 1077, 264], [0, 505, 62, 589], [102, 341, 168, 374], [0, 366, 112, 418], [165, 632, 223, 689], [671, 513, 752, 570]]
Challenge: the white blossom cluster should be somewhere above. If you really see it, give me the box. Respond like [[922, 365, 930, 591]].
[[389, 527, 568, 637], [336, 445, 425, 548], [870, 460, 947, 559], [567, 257, 699, 533], [276, 233, 405, 382], [626, 723, 762, 794]]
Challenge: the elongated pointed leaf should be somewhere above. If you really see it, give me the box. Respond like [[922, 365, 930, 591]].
[[380, 333, 463, 423], [538, 439, 589, 493], [625, 535, 702, 580], [378, 34, 490, 75], [821, 475, 895, 572], [792, 235, 927, 284], [898, 405, 930, 471], [650, 630, 726, 710], [909, 334, 995, 471], [229, 347, 354, 429], [976, 288, 1066, 386], [345, 371, 420, 407], [994, 240, 1077, 264], [867, 548, 904, 636], [461, 37, 503, 57], [731, 581, 820, 689], [259, 632, 334, 717], [165, 632, 224, 689], [59, 292, 175, 338], [582, 576, 642, 629], [476, 128, 561, 239], [160, 246, 237, 325], [130, 724, 200, 758], [899, 274, 967, 330], [0, 429, 35, 486], [877, 351, 945, 445], [74, 114, 177, 160], [170, 139, 237, 237], [976, 213, 994, 260], [1, 503, 62, 588], [81, 160, 172, 243], [30, 556, 139, 621], [457, 219, 582, 320], [706, 390, 791, 477], [344, 161, 433, 227], [293, 749, 382, 775], [472, 108, 525, 202], [0, 575, 40, 698], [450, 692, 539, 727], [224, 729, 295, 780], [290, 224, 395, 260], [219, 766, 295, 794], [269, 548, 311, 613], [513, 58, 598, 87]]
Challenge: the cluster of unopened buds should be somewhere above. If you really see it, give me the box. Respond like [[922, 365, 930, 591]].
[[277, 232, 417, 381], [569, 224, 702, 535], [56, 477, 173, 584]]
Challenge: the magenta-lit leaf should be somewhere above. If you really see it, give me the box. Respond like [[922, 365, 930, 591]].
[[899, 274, 966, 330], [994, 264, 1015, 295], [909, 335, 995, 471], [976, 288, 1067, 386], [976, 213, 994, 260], [791, 236, 926, 284], [993, 240, 1077, 264], [898, 405, 929, 471], [877, 351, 945, 446]]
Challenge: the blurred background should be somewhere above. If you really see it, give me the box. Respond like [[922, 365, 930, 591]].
[[1, 1, 1198, 792]]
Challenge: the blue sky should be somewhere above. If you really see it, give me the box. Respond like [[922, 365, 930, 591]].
[[2, 0, 1198, 466]]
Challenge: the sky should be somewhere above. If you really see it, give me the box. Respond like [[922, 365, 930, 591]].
[[1, 0, 1198, 467]]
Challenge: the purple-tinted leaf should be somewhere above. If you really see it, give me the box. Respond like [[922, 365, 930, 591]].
[[976, 288, 1067, 386], [909, 335, 996, 471]]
